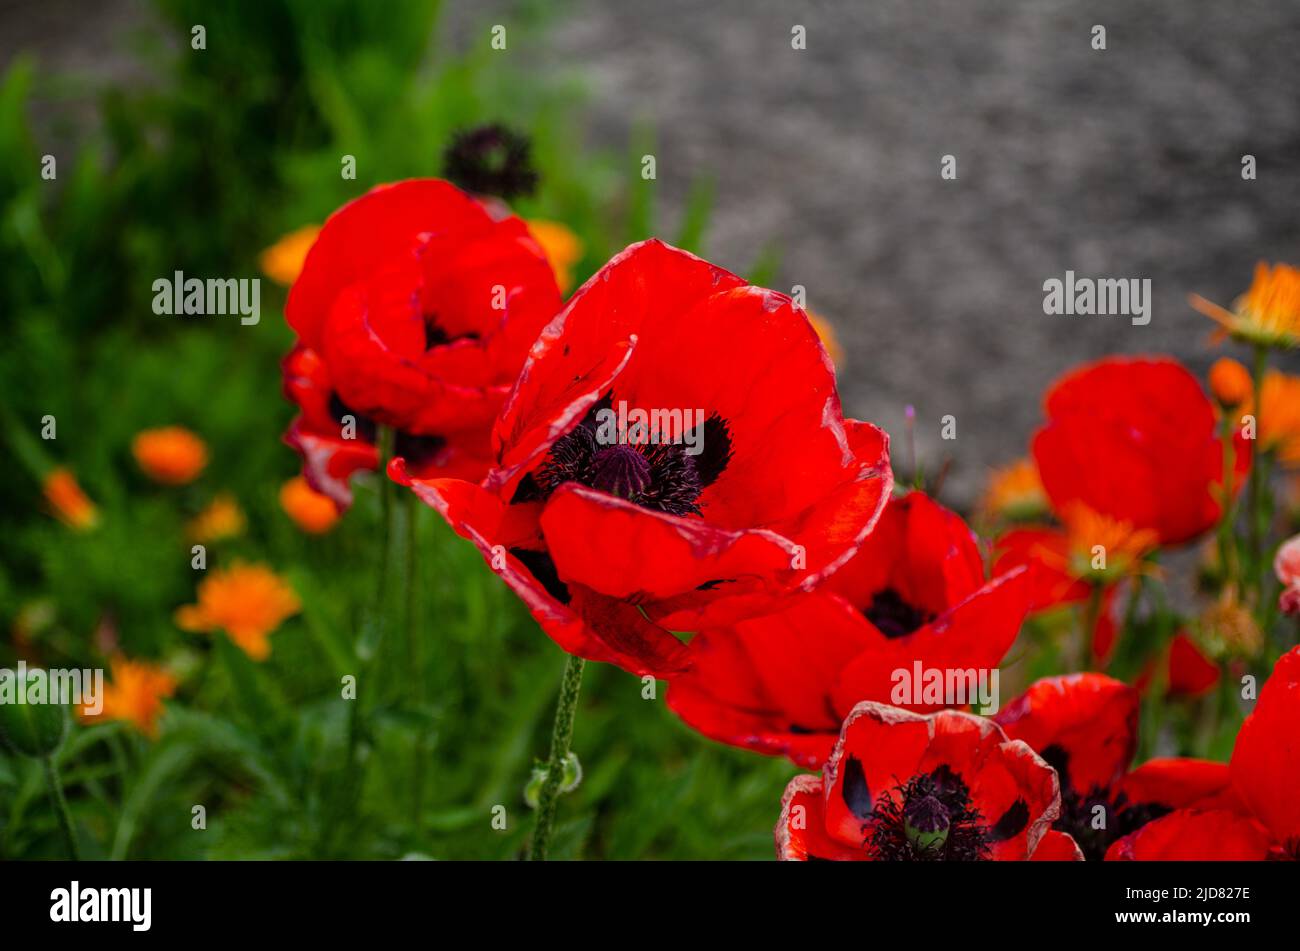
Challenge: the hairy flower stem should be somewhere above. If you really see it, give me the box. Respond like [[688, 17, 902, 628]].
[[1076, 584, 1103, 672], [1247, 345, 1269, 603], [43, 754, 80, 861], [346, 426, 397, 779], [404, 491, 427, 826], [528, 654, 586, 861], [1216, 411, 1239, 586]]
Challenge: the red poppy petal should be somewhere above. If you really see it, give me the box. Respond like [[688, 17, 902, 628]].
[[994, 673, 1139, 793], [1166, 632, 1221, 697], [1031, 829, 1085, 861], [1230, 645, 1300, 843], [1119, 758, 1233, 812], [1104, 808, 1273, 860], [282, 422, 376, 510], [830, 565, 1031, 717], [287, 180, 494, 349], [665, 593, 871, 768], [992, 526, 1091, 612], [889, 492, 987, 613], [1033, 357, 1228, 545], [538, 483, 801, 602], [394, 466, 689, 676], [775, 774, 866, 861], [491, 239, 740, 490]]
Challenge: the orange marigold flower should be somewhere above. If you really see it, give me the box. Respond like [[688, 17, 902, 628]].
[[279, 475, 340, 534], [187, 493, 246, 543], [42, 467, 99, 531], [1259, 370, 1300, 467], [132, 426, 208, 485], [526, 219, 583, 293], [805, 310, 844, 365], [259, 224, 321, 286], [1218, 367, 1300, 468], [80, 654, 178, 738], [979, 457, 1048, 522], [1190, 262, 1300, 350], [175, 562, 301, 661], [1061, 502, 1159, 583], [1208, 357, 1253, 408]]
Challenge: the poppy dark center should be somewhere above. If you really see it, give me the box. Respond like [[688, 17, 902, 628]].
[[511, 395, 734, 517], [591, 444, 653, 499], [423, 315, 479, 351], [868, 765, 993, 862], [1039, 745, 1169, 862], [327, 393, 445, 466], [865, 587, 935, 638]]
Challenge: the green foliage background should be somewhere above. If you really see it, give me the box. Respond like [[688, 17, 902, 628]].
[[0, 0, 791, 860]]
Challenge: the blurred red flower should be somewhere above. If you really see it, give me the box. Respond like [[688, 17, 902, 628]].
[[666, 491, 1030, 767], [1031, 356, 1249, 546], [775, 703, 1069, 861], [394, 239, 892, 676], [281, 179, 561, 508]]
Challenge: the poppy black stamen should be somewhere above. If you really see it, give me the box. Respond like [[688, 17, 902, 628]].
[[868, 767, 991, 861], [520, 394, 731, 517], [442, 122, 539, 200], [1040, 745, 1169, 861]]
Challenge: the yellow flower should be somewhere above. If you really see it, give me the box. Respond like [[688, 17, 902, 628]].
[[259, 225, 321, 286], [80, 654, 178, 738], [175, 563, 301, 661], [805, 310, 844, 365], [187, 493, 247, 543], [42, 467, 99, 531], [132, 426, 208, 485], [279, 476, 340, 534], [526, 219, 583, 293], [1190, 261, 1300, 349], [1061, 503, 1159, 583], [979, 458, 1048, 522]]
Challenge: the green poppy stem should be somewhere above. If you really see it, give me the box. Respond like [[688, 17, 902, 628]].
[[1246, 344, 1269, 601], [528, 654, 586, 861], [42, 754, 80, 861]]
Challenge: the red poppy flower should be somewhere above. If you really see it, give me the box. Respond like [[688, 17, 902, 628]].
[[1134, 631, 1221, 698], [1105, 809, 1273, 860], [666, 491, 1031, 767], [1031, 356, 1249, 546], [282, 343, 490, 509], [281, 179, 561, 506], [775, 703, 1069, 861], [1227, 644, 1300, 853], [1107, 648, 1300, 860], [995, 673, 1232, 859], [394, 240, 892, 676]]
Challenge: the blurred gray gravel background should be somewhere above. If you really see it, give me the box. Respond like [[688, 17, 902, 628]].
[[8, 0, 1300, 506]]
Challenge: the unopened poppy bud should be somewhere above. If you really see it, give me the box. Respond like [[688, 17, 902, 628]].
[[904, 793, 950, 854], [1208, 357, 1253, 408], [523, 752, 583, 809], [0, 670, 69, 758]]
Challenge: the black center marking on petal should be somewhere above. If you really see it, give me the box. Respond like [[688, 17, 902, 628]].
[[841, 755, 874, 820]]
